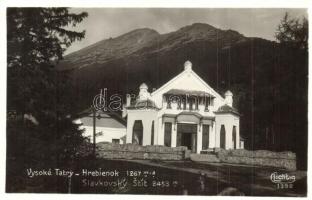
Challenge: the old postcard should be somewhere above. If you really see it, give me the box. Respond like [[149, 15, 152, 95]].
[[5, 6, 308, 197]]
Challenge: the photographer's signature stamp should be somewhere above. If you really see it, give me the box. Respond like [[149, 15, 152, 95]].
[[270, 172, 296, 189]]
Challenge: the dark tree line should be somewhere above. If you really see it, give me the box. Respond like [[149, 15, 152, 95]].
[[239, 12, 308, 169], [272, 13, 308, 169]]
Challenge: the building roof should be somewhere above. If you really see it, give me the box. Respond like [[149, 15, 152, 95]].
[[165, 89, 214, 97], [224, 90, 233, 96], [77, 108, 126, 128], [140, 83, 148, 89], [126, 99, 159, 110], [150, 61, 224, 101], [214, 104, 240, 116]]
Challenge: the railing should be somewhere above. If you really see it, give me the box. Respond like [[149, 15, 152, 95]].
[[164, 101, 212, 112]]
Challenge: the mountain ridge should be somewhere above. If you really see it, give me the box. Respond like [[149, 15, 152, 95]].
[[59, 23, 257, 71]]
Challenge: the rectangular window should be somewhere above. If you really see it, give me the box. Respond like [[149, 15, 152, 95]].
[[189, 99, 193, 110], [112, 139, 120, 144], [166, 96, 171, 109], [177, 100, 182, 110], [202, 125, 209, 150], [205, 96, 214, 111], [164, 122, 172, 147], [205, 98, 209, 111], [167, 101, 171, 109]]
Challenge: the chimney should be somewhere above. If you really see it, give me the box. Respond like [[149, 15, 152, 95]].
[[224, 90, 233, 107]]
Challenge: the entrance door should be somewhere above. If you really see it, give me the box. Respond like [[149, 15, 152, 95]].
[[177, 123, 197, 153], [180, 132, 197, 153], [181, 133, 192, 151]]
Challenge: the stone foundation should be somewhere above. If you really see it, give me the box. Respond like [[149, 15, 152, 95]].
[[94, 143, 296, 171], [96, 143, 191, 160], [215, 148, 297, 171]]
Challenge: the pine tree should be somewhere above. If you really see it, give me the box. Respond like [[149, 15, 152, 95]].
[[7, 8, 88, 167], [275, 12, 308, 51]]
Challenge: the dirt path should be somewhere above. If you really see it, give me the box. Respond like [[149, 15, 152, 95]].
[[122, 159, 307, 196]]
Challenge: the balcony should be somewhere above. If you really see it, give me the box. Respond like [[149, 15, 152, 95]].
[[163, 94, 214, 113]]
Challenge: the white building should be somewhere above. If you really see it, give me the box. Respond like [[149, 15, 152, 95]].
[[75, 109, 127, 144], [124, 61, 242, 153]]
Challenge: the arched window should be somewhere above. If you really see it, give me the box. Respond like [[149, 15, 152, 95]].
[[132, 120, 143, 145], [151, 121, 154, 145], [232, 126, 237, 149], [220, 125, 226, 149]]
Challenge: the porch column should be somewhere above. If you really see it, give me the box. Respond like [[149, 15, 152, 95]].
[[171, 121, 177, 147], [153, 119, 159, 145], [142, 120, 152, 146], [197, 123, 203, 153], [126, 118, 134, 143], [158, 118, 164, 145]]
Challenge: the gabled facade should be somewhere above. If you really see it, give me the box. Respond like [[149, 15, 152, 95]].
[[124, 61, 242, 153]]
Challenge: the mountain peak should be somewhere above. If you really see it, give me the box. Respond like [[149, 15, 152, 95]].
[[190, 22, 216, 29], [116, 28, 159, 39], [179, 23, 217, 32], [126, 28, 159, 34]]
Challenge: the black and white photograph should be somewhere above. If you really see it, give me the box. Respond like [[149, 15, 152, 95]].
[[4, 4, 309, 197]]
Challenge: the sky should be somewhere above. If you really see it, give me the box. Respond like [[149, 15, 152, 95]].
[[65, 8, 308, 55]]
